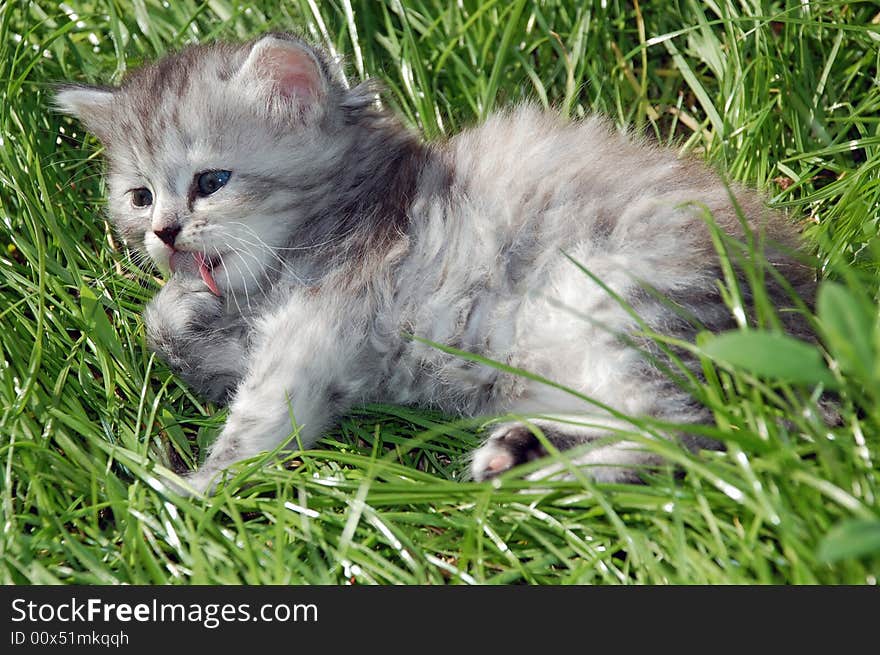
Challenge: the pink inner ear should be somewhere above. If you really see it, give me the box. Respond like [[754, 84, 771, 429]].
[[258, 45, 321, 100]]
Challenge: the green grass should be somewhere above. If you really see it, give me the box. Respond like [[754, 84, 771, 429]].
[[1, 0, 879, 584]]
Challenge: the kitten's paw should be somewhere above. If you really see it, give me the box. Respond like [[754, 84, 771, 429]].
[[144, 273, 225, 351], [164, 469, 221, 498], [470, 424, 546, 481]]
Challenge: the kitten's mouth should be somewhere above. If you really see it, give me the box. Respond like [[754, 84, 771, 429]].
[[169, 250, 223, 297]]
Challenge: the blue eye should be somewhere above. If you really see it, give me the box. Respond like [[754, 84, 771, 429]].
[[196, 170, 231, 197]]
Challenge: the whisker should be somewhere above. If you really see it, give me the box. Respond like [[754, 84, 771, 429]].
[[220, 234, 275, 298], [228, 220, 357, 252], [221, 244, 254, 312], [220, 225, 307, 285], [224, 255, 245, 317]]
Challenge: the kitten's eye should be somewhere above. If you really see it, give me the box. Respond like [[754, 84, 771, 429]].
[[196, 170, 232, 197], [131, 188, 153, 208]]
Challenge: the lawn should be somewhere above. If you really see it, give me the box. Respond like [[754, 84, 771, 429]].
[[1, 0, 878, 584]]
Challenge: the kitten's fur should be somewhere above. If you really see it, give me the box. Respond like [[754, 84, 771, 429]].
[[56, 33, 815, 493]]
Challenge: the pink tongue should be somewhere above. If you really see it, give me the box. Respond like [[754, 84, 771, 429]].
[[194, 252, 221, 296]]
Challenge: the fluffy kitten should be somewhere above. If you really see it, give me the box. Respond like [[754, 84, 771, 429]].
[[56, 33, 814, 493]]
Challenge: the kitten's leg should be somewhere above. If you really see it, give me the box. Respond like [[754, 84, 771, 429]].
[[180, 295, 370, 494], [470, 403, 716, 484], [470, 417, 662, 483], [144, 274, 249, 403]]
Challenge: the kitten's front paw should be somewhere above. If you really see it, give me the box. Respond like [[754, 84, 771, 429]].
[[470, 424, 546, 481], [146, 273, 223, 332]]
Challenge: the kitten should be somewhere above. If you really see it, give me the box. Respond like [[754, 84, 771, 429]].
[[56, 33, 815, 493]]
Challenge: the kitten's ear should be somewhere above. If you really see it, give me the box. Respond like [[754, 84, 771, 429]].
[[53, 84, 115, 142], [236, 35, 326, 116]]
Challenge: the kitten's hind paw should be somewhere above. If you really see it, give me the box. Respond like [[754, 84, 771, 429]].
[[162, 468, 222, 498], [470, 424, 546, 481]]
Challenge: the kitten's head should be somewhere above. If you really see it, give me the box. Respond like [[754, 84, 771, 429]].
[[56, 33, 370, 295]]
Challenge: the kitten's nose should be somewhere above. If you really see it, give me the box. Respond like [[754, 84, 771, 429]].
[[154, 224, 181, 247]]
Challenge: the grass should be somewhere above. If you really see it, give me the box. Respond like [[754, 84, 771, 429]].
[[1, 0, 879, 584]]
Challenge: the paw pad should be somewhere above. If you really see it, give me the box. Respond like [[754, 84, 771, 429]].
[[471, 424, 546, 481]]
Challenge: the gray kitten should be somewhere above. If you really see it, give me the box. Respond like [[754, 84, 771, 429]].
[[56, 33, 814, 493]]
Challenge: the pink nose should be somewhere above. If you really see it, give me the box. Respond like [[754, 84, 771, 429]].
[[154, 224, 181, 246]]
